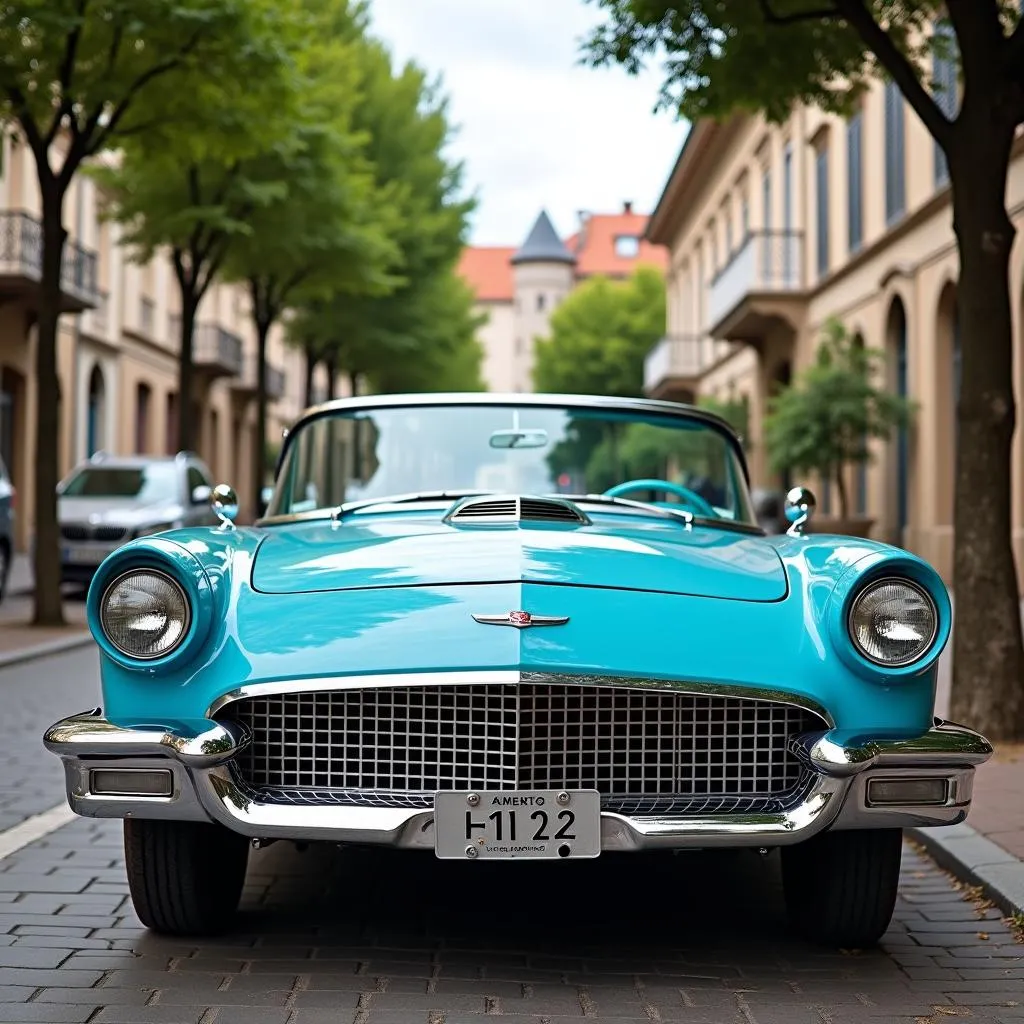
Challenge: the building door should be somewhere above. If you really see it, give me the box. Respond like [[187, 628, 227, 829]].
[[86, 365, 106, 457]]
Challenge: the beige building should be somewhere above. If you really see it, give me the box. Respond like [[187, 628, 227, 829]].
[[643, 72, 1024, 586], [0, 131, 331, 550], [459, 204, 668, 391]]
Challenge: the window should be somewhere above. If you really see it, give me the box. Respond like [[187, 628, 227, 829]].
[[932, 21, 958, 186], [187, 466, 210, 494], [614, 235, 640, 258], [741, 193, 750, 238], [536, 293, 545, 312], [815, 145, 830, 276], [884, 80, 906, 223], [724, 207, 733, 254], [762, 167, 772, 231], [135, 382, 151, 454], [782, 142, 793, 232], [847, 111, 864, 252]]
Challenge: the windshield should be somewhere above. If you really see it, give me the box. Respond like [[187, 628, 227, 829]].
[[270, 404, 754, 524], [60, 464, 180, 503]]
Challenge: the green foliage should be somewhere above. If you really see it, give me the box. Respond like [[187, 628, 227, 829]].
[[584, 1, 1021, 125], [286, 27, 478, 392], [763, 319, 915, 519], [532, 266, 666, 396], [697, 394, 749, 442]]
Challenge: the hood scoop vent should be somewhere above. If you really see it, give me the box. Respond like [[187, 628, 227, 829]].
[[446, 495, 590, 526]]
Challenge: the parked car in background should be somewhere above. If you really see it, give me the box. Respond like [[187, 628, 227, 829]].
[[57, 452, 218, 586], [0, 455, 15, 603], [44, 394, 991, 948]]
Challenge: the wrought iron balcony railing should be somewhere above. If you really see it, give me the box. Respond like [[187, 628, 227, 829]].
[[194, 322, 244, 376], [708, 230, 803, 331], [0, 210, 100, 310]]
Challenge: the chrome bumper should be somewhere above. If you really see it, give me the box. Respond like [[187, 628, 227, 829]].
[[44, 710, 993, 851]]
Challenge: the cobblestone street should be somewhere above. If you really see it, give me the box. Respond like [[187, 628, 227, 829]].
[[0, 648, 1021, 1023]]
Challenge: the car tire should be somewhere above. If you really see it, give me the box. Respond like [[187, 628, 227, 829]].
[[123, 819, 249, 936], [781, 828, 903, 948]]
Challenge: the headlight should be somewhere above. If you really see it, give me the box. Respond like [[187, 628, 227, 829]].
[[100, 570, 191, 660], [848, 578, 938, 667]]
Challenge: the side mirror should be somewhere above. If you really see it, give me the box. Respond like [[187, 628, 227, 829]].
[[191, 484, 212, 505], [211, 483, 239, 529], [784, 486, 817, 537]]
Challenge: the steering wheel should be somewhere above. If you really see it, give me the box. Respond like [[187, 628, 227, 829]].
[[603, 478, 717, 519]]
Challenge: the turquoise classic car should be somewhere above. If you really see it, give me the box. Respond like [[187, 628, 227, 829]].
[[44, 394, 992, 946]]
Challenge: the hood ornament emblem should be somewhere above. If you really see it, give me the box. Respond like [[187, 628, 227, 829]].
[[472, 611, 569, 629]]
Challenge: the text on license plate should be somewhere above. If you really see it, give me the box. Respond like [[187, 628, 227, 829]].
[[62, 545, 109, 565], [433, 789, 601, 860]]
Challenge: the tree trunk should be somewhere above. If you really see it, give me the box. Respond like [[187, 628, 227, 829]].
[[326, 357, 337, 401], [303, 347, 316, 408], [834, 464, 849, 522], [32, 188, 68, 627], [177, 295, 198, 453], [253, 319, 270, 519], [349, 371, 359, 398], [947, 114, 1024, 741]]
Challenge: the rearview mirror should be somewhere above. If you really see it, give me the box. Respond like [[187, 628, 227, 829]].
[[489, 428, 548, 450]]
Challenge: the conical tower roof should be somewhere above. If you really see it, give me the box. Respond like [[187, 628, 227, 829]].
[[511, 210, 576, 266]]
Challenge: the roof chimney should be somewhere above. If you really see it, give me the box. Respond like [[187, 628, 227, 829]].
[[623, 200, 633, 214]]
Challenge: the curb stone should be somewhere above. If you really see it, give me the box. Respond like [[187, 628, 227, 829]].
[[910, 822, 1024, 918], [0, 632, 92, 670]]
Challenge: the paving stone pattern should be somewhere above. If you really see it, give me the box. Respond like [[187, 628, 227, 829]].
[[0, 817, 1020, 1024], [0, 647, 102, 832]]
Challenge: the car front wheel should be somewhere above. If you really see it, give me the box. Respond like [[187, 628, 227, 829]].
[[124, 819, 249, 936], [781, 828, 903, 948]]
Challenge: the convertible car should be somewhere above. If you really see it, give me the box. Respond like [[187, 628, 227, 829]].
[[44, 394, 992, 946]]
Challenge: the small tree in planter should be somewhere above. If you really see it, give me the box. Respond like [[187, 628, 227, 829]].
[[763, 320, 915, 536]]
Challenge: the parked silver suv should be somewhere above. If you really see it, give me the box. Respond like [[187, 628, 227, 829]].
[[58, 452, 218, 585]]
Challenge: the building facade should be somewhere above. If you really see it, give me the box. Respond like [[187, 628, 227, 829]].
[[459, 203, 668, 392], [643, 75, 1024, 587], [0, 131, 330, 550]]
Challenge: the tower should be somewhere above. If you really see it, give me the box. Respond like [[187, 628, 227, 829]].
[[510, 210, 576, 392]]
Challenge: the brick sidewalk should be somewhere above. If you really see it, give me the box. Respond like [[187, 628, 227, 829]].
[[965, 744, 1024, 860]]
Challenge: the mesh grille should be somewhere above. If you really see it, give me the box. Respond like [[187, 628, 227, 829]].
[[222, 684, 825, 815]]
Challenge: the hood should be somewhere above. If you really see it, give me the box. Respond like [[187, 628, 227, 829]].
[[58, 496, 183, 528], [250, 511, 788, 602]]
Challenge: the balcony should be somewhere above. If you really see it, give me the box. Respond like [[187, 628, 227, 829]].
[[707, 230, 806, 343], [643, 335, 714, 402], [231, 351, 286, 401], [0, 211, 100, 312], [194, 322, 244, 379]]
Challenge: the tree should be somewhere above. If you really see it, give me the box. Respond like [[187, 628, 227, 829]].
[[0, 0, 284, 626], [93, 1, 306, 457], [221, 0, 400, 514], [532, 266, 666, 396], [763, 319, 915, 521], [365, 270, 487, 394], [586, 0, 1024, 740]]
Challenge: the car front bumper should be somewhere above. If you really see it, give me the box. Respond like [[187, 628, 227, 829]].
[[44, 710, 993, 851]]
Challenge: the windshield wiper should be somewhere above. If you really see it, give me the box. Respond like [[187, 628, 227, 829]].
[[569, 494, 694, 526], [329, 490, 488, 523]]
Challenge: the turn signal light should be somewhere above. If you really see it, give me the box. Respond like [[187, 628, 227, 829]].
[[865, 777, 948, 807], [89, 768, 173, 798]]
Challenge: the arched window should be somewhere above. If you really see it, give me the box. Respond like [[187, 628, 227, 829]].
[[886, 299, 909, 539], [86, 365, 106, 457], [135, 382, 151, 454]]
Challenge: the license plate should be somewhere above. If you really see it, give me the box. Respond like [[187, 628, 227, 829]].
[[433, 789, 601, 860], [62, 545, 108, 565]]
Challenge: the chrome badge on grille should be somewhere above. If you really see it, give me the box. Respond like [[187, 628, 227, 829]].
[[472, 611, 569, 629]]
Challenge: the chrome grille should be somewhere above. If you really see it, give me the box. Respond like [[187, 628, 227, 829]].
[[222, 684, 825, 815], [447, 495, 588, 525], [60, 524, 127, 542]]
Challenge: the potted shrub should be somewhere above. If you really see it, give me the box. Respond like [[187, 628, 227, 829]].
[[763, 319, 916, 538]]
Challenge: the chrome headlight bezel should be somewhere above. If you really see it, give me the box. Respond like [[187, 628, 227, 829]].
[[99, 568, 192, 661], [846, 576, 939, 668]]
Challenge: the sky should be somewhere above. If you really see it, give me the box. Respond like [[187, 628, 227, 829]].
[[367, 0, 689, 248]]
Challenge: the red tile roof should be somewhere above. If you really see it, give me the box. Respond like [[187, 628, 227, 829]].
[[457, 207, 669, 304], [570, 210, 668, 278], [457, 246, 516, 302]]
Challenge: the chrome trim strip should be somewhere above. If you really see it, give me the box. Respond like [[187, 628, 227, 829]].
[[471, 614, 570, 628], [792, 719, 993, 778], [204, 670, 838, 726], [44, 709, 250, 768]]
